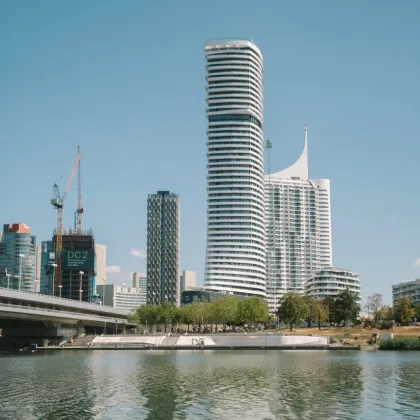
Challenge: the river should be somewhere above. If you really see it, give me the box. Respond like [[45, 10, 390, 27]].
[[0, 350, 419, 419]]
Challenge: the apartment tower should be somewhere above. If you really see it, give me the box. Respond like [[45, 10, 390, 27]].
[[203, 40, 266, 298], [146, 191, 180, 305], [265, 126, 332, 313]]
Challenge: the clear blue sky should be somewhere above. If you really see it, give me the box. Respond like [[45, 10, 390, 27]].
[[1, 0, 419, 303]]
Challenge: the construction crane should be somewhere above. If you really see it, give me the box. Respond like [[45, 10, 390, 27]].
[[76, 145, 83, 233], [51, 149, 81, 296]]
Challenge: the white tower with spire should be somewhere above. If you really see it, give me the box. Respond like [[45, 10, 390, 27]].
[[264, 126, 332, 313]]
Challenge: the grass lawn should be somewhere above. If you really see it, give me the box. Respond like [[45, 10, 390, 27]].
[[271, 326, 420, 346]]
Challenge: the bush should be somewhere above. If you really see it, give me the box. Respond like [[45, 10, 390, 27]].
[[379, 337, 420, 350], [378, 320, 394, 330]]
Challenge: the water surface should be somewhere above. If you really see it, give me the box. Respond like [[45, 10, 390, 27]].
[[0, 350, 419, 419]]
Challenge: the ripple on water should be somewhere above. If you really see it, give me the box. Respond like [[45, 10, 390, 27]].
[[0, 350, 420, 419]]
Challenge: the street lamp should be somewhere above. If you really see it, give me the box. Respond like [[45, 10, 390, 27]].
[[51, 263, 57, 298], [58, 284, 63, 298], [5, 269, 10, 290], [18, 254, 25, 292], [79, 271, 84, 303]]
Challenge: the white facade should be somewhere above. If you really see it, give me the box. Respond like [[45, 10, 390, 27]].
[[265, 126, 332, 313], [180, 270, 196, 292], [305, 267, 360, 301], [204, 39, 266, 298], [97, 284, 142, 310], [95, 244, 107, 286], [132, 272, 147, 306], [392, 279, 420, 306]]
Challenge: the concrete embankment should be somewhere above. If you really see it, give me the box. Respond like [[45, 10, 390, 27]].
[[35, 333, 356, 351]]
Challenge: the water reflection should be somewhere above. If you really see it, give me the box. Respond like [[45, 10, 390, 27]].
[[0, 350, 419, 419]]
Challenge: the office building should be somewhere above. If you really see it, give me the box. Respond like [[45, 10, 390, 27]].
[[39, 240, 55, 295], [97, 284, 142, 310], [180, 270, 196, 293], [203, 39, 266, 298], [305, 267, 360, 302], [0, 223, 36, 292], [95, 244, 107, 287], [392, 279, 420, 306], [53, 230, 96, 302], [146, 191, 180, 305], [265, 126, 332, 313], [132, 272, 147, 306]]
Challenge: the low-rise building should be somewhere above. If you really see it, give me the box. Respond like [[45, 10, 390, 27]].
[[181, 287, 245, 306], [96, 284, 142, 310], [392, 279, 420, 305], [305, 267, 361, 301]]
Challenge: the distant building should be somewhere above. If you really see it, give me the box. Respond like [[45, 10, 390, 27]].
[[181, 288, 244, 306], [35, 245, 41, 292], [146, 191, 180, 306], [97, 284, 142, 310], [0, 223, 36, 292], [392, 279, 420, 306], [305, 267, 360, 302], [180, 270, 196, 293], [265, 126, 332, 313], [95, 244, 107, 286], [132, 272, 147, 306]]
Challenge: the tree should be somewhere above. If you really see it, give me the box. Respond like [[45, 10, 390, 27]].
[[322, 296, 337, 324], [394, 297, 415, 325], [415, 305, 420, 322], [237, 296, 270, 330], [179, 305, 194, 332], [364, 293, 383, 323], [277, 293, 309, 331], [310, 299, 328, 330], [211, 296, 238, 331], [335, 289, 360, 326]]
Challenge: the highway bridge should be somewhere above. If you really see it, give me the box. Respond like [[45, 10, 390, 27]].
[[0, 288, 135, 346]]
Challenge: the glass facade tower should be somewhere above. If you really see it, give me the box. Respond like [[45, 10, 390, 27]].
[[146, 191, 180, 306], [203, 39, 266, 298], [0, 223, 36, 292]]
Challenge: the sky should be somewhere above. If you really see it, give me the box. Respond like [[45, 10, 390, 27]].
[[1, 0, 419, 303]]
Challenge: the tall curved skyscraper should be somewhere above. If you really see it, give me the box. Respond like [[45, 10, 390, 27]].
[[204, 40, 266, 298]]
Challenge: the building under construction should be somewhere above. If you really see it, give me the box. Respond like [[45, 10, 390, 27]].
[[52, 229, 96, 302]]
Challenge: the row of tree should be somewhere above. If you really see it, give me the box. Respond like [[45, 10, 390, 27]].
[[128, 296, 271, 333], [277, 290, 361, 330], [364, 293, 420, 325], [128, 290, 419, 334]]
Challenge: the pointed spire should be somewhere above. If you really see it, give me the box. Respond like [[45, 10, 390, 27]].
[[269, 124, 309, 181]]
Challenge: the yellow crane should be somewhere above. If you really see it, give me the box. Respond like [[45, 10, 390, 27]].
[[51, 149, 81, 296]]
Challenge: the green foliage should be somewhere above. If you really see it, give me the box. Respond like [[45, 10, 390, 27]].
[[414, 305, 420, 321], [379, 337, 420, 350], [130, 295, 268, 333], [322, 296, 337, 324], [237, 296, 270, 330], [277, 293, 309, 331], [334, 289, 360, 326], [394, 297, 415, 325], [306, 297, 328, 330]]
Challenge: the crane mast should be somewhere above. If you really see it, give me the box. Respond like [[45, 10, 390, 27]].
[[76, 145, 83, 233], [51, 149, 81, 296]]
